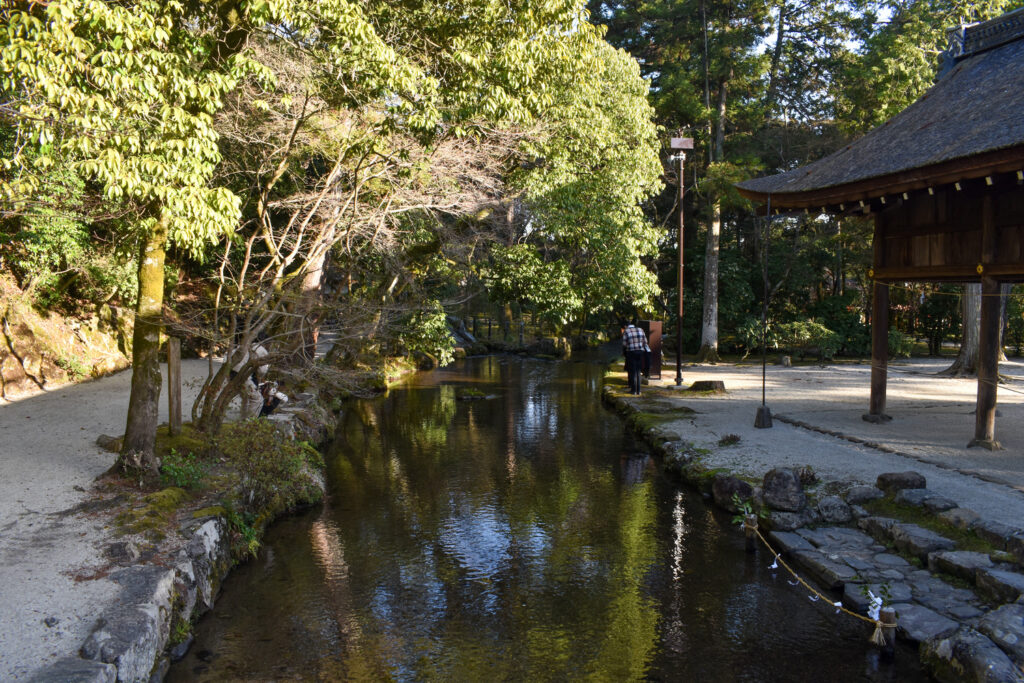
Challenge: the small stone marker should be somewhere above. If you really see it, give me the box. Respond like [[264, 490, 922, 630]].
[[876, 471, 926, 494]]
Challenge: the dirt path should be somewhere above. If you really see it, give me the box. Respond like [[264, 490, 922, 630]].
[[0, 360, 212, 680]]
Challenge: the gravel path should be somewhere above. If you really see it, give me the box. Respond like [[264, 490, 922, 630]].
[[642, 358, 1024, 525], [0, 360, 212, 680]]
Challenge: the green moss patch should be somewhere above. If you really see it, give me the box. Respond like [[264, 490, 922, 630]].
[[862, 498, 996, 555]]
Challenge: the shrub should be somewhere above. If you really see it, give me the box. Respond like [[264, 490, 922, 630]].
[[159, 449, 207, 490], [775, 320, 840, 360], [888, 329, 914, 358], [214, 419, 324, 514]]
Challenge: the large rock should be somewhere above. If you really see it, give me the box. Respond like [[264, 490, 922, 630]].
[[711, 474, 754, 513], [938, 507, 981, 531], [817, 496, 853, 524], [978, 604, 1024, 665], [927, 550, 994, 583], [858, 516, 899, 543], [891, 523, 956, 563], [921, 627, 1024, 683], [845, 485, 884, 505], [766, 508, 816, 532], [892, 603, 959, 643], [977, 568, 1024, 604], [27, 657, 116, 683], [876, 471, 926, 495], [80, 567, 177, 682], [762, 468, 807, 512]]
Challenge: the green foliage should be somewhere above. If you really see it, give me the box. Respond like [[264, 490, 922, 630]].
[[55, 354, 89, 380], [808, 293, 870, 356], [887, 329, 914, 359], [159, 448, 207, 490], [397, 302, 456, 367], [214, 419, 324, 514], [917, 286, 961, 355], [1006, 288, 1024, 356]]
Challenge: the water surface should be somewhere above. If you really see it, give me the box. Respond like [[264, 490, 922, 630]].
[[169, 356, 923, 681]]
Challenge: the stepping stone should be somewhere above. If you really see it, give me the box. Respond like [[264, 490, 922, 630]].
[[768, 530, 815, 555], [937, 507, 981, 531], [796, 527, 873, 550], [877, 471, 926, 494], [873, 553, 912, 569], [928, 550, 994, 583], [1007, 534, 1024, 566], [817, 496, 853, 524], [978, 603, 1024, 665], [891, 603, 959, 643], [976, 568, 1024, 604], [920, 627, 1024, 683], [767, 509, 815, 531], [858, 516, 899, 542], [842, 582, 913, 613], [973, 519, 1016, 550], [791, 549, 859, 590], [891, 523, 955, 563]]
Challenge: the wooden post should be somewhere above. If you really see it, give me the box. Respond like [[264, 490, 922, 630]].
[[863, 281, 891, 423], [744, 514, 757, 554], [880, 607, 897, 657], [970, 275, 1002, 449], [167, 337, 182, 436]]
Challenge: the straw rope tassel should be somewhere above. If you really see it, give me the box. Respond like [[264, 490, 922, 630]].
[[746, 520, 896, 645]]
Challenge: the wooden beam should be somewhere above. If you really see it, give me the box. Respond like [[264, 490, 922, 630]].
[[864, 282, 891, 423], [168, 337, 182, 437], [970, 196, 1002, 449], [970, 275, 1002, 449], [737, 145, 1024, 209]]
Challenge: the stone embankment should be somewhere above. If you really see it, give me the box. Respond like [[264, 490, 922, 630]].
[[27, 394, 333, 683], [604, 385, 1024, 682]]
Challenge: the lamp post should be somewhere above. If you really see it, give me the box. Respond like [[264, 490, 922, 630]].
[[670, 136, 694, 386]]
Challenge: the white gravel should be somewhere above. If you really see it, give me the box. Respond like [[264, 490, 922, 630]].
[[641, 357, 1024, 525], [0, 360, 213, 680]]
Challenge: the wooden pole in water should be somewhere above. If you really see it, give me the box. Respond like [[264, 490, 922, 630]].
[[168, 337, 181, 436], [744, 514, 757, 553], [880, 607, 897, 657]]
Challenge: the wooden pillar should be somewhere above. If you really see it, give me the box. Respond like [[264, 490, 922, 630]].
[[970, 276, 1002, 449], [168, 337, 182, 436], [863, 281, 891, 423]]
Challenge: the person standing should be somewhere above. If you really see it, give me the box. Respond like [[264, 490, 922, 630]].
[[622, 320, 648, 395]]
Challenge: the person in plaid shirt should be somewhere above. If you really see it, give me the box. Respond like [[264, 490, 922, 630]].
[[621, 320, 648, 395]]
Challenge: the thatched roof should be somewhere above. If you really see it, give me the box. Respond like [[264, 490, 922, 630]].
[[737, 9, 1024, 209]]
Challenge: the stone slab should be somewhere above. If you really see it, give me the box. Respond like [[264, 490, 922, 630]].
[[891, 523, 956, 563], [921, 627, 1024, 683], [977, 568, 1024, 604], [974, 518, 1016, 550], [768, 530, 816, 555], [858, 516, 898, 543], [928, 550, 994, 583], [845, 485, 883, 505], [978, 603, 1024, 665], [842, 582, 913, 613], [894, 488, 931, 507], [891, 603, 959, 643], [792, 549, 859, 590], [796, 527, 874, 550], [923, 496, 958, 514]]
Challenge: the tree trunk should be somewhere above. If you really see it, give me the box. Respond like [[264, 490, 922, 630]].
[[697, 198, 722, 363], [121, 216, 168, 474], [697, 74, 728, 364], [940, 282, 980, 376]]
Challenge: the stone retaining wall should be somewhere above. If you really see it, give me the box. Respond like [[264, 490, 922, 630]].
[[28, 397, 333, 683]]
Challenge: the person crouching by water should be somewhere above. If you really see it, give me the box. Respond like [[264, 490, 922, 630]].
[[621, 319, 648, 396], [230, 339, 288, 418]]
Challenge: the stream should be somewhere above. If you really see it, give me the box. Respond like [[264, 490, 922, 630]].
[[167, 355, 924, 681]]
